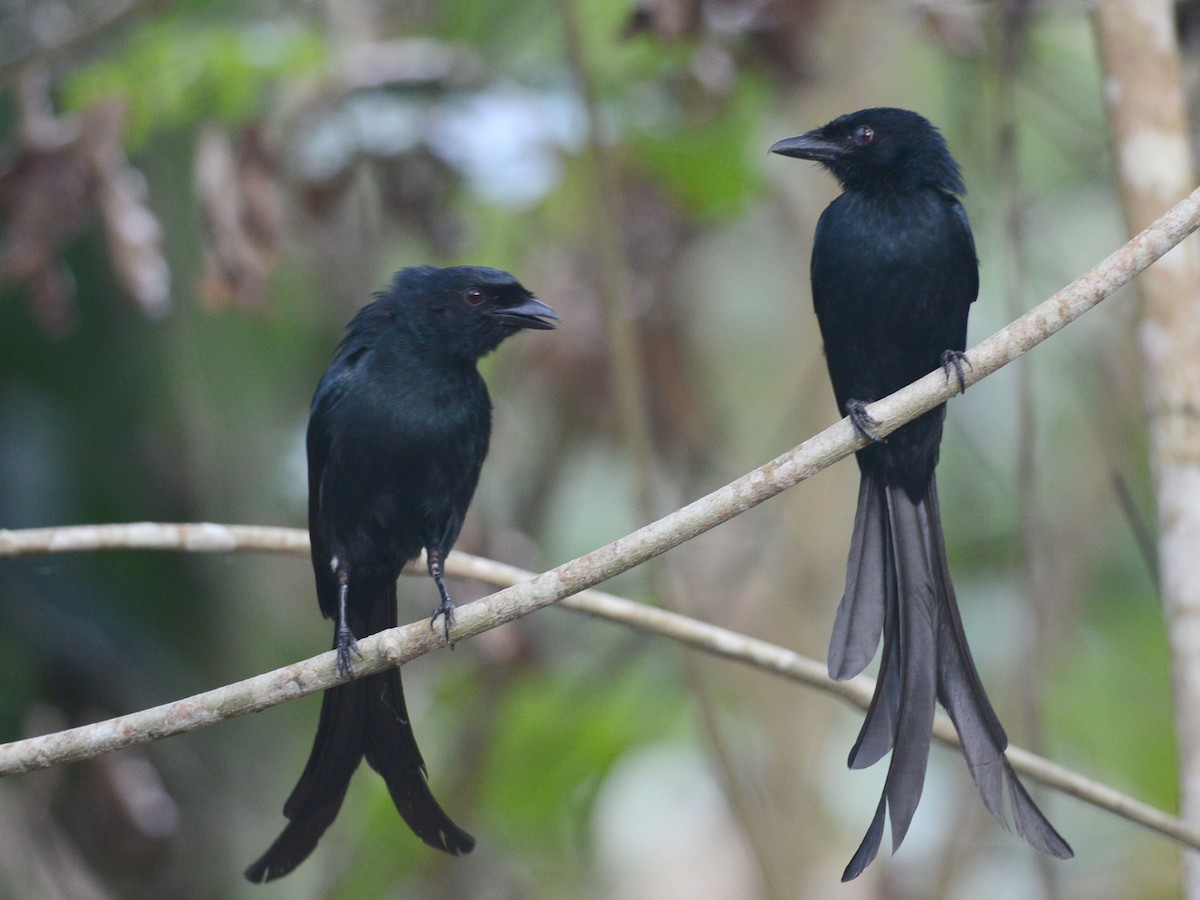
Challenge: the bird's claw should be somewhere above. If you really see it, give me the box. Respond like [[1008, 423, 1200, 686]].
[[335, 627, 361, 679], [430, 599, 455, 644], [846, 399, 884, 443], [941, 349, 972, 395]]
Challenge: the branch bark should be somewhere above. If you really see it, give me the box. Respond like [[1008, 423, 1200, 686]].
[[2, 529, 1200, 852]]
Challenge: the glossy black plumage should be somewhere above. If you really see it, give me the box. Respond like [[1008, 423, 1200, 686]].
[[771, 108, 1071, 879], [245, 265, 557, 883]]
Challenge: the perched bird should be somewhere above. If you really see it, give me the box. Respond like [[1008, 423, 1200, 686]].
[[770, 109, 1071, 879], [245, 265, 557, 883]]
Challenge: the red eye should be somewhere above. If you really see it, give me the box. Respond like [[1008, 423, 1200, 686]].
[[464, 288, 485, 306], [852, 125, 874, 145]]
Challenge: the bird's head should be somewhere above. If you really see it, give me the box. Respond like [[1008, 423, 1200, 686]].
[[770, 107, 964, 196], [383, 265, 558, 362]]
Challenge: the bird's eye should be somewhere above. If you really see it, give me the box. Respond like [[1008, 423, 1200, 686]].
[[852, 126, 874, 146], [464, 288, 485, 307]]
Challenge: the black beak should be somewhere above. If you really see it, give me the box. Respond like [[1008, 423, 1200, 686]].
[[769, 130, 843, 163], [494, 295, 559, 330]]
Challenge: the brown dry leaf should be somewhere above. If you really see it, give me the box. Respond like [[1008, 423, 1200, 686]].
[[81, 101, 172, 319], [0, 83, 171, 332], [0, 115, 92, 334], [194, 122, 284, 313]]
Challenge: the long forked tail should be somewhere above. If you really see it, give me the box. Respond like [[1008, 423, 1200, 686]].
[[244, 583, 474, 884], [244, 677, 365, 882], [830, 473, 1072, 882], [361, 645, 475, 858], [925, 483, 1071, 862]]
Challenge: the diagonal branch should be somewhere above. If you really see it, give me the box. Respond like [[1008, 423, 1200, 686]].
[[0, 530, 1198, 851], [2, 184, 1200, 841]]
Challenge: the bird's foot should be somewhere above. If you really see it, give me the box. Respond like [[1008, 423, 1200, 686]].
[[430, 598, 455, 644], [335, 627, 361, 679], [846, 399, 884, 443], [940, 349, 972, 394]]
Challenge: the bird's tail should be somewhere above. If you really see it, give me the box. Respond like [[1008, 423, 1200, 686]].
[[829, 472, 1072, 881], [359, 589, 475, 859], [244, 583, 474, 884], [925, 483, 1071, 862]]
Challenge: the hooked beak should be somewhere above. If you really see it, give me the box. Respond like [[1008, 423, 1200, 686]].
[[769, 130, 843, 163], [494, 295, 559, 330]]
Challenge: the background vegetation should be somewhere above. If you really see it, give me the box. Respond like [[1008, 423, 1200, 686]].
[[0, 0, 1185, 897]]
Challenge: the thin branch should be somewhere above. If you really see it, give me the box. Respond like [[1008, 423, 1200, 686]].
[[560, 0, 659, 516], [996, 5, 1062, 895], [2, 184, 1200, 838], [1, 528, 1199, 852], [0, 522, 307, 558]]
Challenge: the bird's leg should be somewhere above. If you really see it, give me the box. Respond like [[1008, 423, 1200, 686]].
[[427, 549, 455, 643], [334, 569, 360, 678], [845, 399, 884, 443], [940, 349, 972, 394]]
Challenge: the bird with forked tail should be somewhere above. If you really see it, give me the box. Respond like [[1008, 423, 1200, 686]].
[[245, 265, 557, 883], [771, 108, 1072, 880]]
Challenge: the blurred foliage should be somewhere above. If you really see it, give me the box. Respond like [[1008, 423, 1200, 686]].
[[0, 0, 1188, 898], [61, 20, 327, 147], [629, 73, 769, 220]]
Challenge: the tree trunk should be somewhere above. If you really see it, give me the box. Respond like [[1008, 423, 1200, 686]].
[[1094, 1, 1200, 894]]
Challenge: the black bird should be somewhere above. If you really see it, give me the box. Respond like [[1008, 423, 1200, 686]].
[[245, 265, 557, 883], [770, 109, 1071, 879]]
